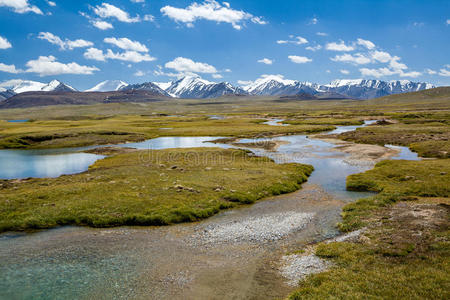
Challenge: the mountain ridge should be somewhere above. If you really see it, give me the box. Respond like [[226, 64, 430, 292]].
[[0, 76, 436, 101]]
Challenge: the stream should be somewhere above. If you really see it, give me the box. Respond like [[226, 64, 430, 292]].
[[0, 120, 420, 299]]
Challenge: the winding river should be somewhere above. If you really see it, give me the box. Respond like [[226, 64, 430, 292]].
[[0, 120, 420, 299]]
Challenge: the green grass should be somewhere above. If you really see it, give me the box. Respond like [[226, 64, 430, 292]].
[[342, 159, 450, 231], [288, 159, 450, 299], [0, 115, 335, 149], [0, 148, 313, 232], [339, 122, 450, 158]]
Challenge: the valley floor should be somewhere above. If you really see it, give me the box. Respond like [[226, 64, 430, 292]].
[[0, 94, 449, 299]]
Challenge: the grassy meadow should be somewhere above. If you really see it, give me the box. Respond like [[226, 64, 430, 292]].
[[0, 148, 313, 232]]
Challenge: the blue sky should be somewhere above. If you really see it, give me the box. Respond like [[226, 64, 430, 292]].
[[0, 0, 449, 90]]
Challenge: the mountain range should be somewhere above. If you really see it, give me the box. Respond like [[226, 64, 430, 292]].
[[0, 76, 435, 102]]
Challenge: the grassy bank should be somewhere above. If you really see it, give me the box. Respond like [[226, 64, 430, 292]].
[[338, 117, 450, 158], [0, 115, 335, 149], [288, 159, 450, 299], [0, 148, 313, 232]]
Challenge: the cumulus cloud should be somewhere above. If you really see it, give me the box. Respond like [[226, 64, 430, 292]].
[[356, 38, 375, 50], [237, 80, 252, 85], [165, 57, 217, 74], [83, 48, 156, 63], [0, 36, 12, 49], [92, 20, 113, 30], [212, 73, 223, 79], [447, 19, 450, 25], [331, 53, 371, 65], [0, 0, 43, 14], [0, 63, 22, 73], [93, 3, 140, 23], [309, 17, 318, 25], [325, 41, 355, 51], [277, 36, 308, 45], [340, 69, 350, 75], [25, 55, 99, 76], [425, 68, 437, 75], [160, 0, 266, 30], [257, 58, 273, 65], [38, 32, 93, 50], [305, 45, 322, 51], [46, 1, 56, 7], [104, 37, 148, 52], [134, 70, 146, 76], [316, 32, 328, 36], [288, 55, 312, 64], [439, 68, 450, 77]]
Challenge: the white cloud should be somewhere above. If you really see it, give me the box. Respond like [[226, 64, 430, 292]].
[[288, 55, 312, 64], [0, 36, 12, 49], [84, 48, 106, 61], [447, 19, 450, 25], [325, 41, 355, 51], [316, 32, 328, 36], [104, 37, 148, 52], [0, 63, 22, 73], [160, 0, 266, 30], [224, 68, 231, 72], [331, 53, 371, 65], [131, 0, 145, 3], [38, 32, 93, 50], [92, 20, 113, 30], [93, 3, 140, 23], [356, 38, 375, 50], [25, 55, 99, 76], [425, 68, 437, 75], [165, 57, 217, 74], [83, 48, 156, 63], [340, 69, 350, 75], [439, 68, 450, 77], [212, 73, 223, 79], [257, 58, 273, 65], [143, 14, 154, 22], [370, 50, 392, 63], [305, 45, 322, 51], [105, 50, 155, 62], [309, 17, 318, 25], [237, 80, 252, 85], [326, 70, 331, 73], [277, 36, 308, 45], [359, 67, 396, 78], [134, 70, 146, 76], [0, 0, 43, 14], [46, 1, 56, 7]]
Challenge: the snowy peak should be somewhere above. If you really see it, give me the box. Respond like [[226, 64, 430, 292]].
[[0, 79, 76, 94], [118, 81, 170, 97], [42, 80, 76, 92], [86, 80, 129, 92], [161, 75, 246, 99]]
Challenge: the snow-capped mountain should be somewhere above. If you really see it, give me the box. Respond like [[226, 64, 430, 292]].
[[158, 75, 247, 98], [242, 75, 320, 96], [118, 82, 170, 97], [0, 79, 76, 101], [86, 80, 129, 92], [241, 76, 434, 99], [321, 79, 435, 99]]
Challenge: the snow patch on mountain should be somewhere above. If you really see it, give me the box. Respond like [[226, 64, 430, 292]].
[[86, 80, 128, 92]]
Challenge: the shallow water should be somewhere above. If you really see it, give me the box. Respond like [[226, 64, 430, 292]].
[[0, 119, 421, 299], [6, 119, 29, 123], [263, 118, 288, 126]]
